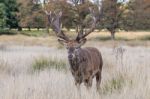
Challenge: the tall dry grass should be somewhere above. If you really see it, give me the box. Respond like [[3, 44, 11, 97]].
[[0, 44, 150, 99]]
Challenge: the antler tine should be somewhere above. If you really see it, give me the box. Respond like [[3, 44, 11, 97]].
[[49, 11, 69, 41], [76, 7, 97, 41], [76, 1, 103, 41], [82, 8, 97, 38], [72, 0, 79, 5]]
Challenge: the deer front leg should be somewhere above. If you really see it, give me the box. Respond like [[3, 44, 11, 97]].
[[74, 75, 82, 88], [84, 76, 93, 89], [74, 76, 82, 99], [75, 80, 81, 88]]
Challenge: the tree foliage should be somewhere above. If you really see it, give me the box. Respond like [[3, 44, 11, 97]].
[[17, 0, 46, 30], [100, 0, 125, 39], [0, 3, 6, 28], [43, 0, 97, 31], [125, 0, 150, 30], [0, 0, 19, 29]]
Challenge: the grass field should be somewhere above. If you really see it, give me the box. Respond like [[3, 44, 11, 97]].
[[0, 31, 150, 99], [0, 31, 150, 47]]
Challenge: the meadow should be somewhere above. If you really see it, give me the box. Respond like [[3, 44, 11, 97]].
[[0, 31, 150, 99]]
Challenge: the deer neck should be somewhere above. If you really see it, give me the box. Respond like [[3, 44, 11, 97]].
[[68, 48, 84, 71]]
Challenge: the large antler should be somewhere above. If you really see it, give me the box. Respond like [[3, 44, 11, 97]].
[[76, 0, 103, 41], [46, 11, 69, 40], [43, 0, 69, 41]]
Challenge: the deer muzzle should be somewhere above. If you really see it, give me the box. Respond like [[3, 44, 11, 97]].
[[68, 54, 75, 60]]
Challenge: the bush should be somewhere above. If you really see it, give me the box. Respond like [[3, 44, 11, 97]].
[[0, 29, 17, 35], [32, 57, 67, 71]]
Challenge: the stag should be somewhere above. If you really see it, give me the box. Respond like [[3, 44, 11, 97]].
[[43, 0, 103, 90]]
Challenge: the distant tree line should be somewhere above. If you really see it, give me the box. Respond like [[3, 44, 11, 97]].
[[0, 0, 150, 39], [0, 0, 46, 31]]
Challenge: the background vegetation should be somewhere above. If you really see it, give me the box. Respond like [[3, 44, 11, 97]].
[[0, 0, 150, 40]]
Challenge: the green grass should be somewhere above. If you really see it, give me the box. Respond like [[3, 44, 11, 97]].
[[90, 35, 150, 41], [20, 30, 49, 37], [0, 29, 18, 35], [32, 57, 67, 71], [90, 36, 111, 41], [102, 75, 125, 94], [90, 36, 132, 41]]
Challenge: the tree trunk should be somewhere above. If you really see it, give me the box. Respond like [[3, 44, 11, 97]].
[[9, 27, 12, 30], [111, 31, 115, 40], [37, 27, 39, 31], [67, 28, 70, 31], [28, 27, 31, 31], [46, 26, 49, 33], [18, 26, 22, 31]]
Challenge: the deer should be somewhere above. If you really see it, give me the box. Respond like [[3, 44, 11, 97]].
[[43, 0, 103, 90]]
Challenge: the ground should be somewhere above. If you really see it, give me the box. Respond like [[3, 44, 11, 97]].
[[0, 31, 150, 99]]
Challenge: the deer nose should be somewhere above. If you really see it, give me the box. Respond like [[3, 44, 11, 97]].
[[68, 54, 73, 59]]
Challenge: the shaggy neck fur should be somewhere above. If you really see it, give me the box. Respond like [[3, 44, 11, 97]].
[[68, 48, 85, 71]]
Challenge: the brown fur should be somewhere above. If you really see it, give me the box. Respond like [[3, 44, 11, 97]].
[[68, 46, 103, 90]]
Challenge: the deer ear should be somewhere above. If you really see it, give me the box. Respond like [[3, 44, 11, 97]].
[[58, 39, 67, 46], [77, 38, 87, 47]]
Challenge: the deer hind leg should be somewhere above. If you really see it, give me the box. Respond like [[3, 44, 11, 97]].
[[96, 71, 101, 91]]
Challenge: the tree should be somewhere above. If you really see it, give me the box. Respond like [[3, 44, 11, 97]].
[[32, 10, 46, 30], [101, 0, 125, 40], [4, 0, 19, 29], [0, 0, 19, 29], [0, 3, 6, 29], [126, 0, 150, 30], [17, 0, 46, 31]]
